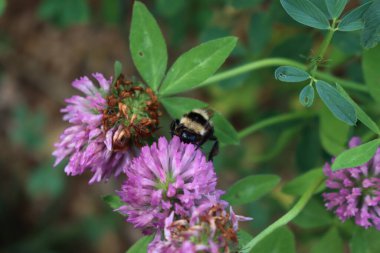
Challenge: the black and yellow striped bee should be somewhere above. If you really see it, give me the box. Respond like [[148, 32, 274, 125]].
[[170, 108, 219, 161]]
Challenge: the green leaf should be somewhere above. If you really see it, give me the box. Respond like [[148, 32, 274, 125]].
[[283, 168, 325, 196], [160, 37, 237, 96], [253, 126, 300, 164], [101, 0, 122, 24], [332, 31, 363, 56], [325, 0, 347, 19], [160, 97, 208, 119], [37, 0, 90, 27], [126, 235, 154, 253], [275, 66, 310, 83], [338, 1, 372, 31], [0, 0, 5, 16], [271, 34, 313, 60], [130, 1, 167, 91], [296, 126, 323, 171], [350, 228, 380, 253], [155, 0, 186, 18], [336, 84, 380, 135], [223, 174, 280, 206], [248, 13, 272, 56], [332, 139, 380, 171], [361, 1, 380, 49], [11, 105, 46, 151], [228, 0, 264, 9], [311, 228, 343, 253], [299, 85, 315, 107], [238, 229, 254, 249], [363, 45, 380, 103], [293, 198, 333, 229], [316, 80, 357, 126], [102, 194, 124, 210], [250, 227, 296, 253], [319, 105, 350, 156], [28, 160, 65, 199], [112, 60, 122, 85], [213, 113, 240, 146], [280, 0, 330, 29]]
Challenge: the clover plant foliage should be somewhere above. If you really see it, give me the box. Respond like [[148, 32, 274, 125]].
[[299, 84, 315, 107], [46, 0, 380, 252], [275, 66, 310, 82]]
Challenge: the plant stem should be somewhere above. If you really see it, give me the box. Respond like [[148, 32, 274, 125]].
[[203, 58, 304, 84], [241, 174, 325, 253], [309, 19, 338, 76], [238, 111, 316, 139], [200, 58, 367, 93]]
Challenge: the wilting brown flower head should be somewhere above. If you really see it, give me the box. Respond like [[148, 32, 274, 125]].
[[148, 200, 252, 253], [102, 74, 160, 151]]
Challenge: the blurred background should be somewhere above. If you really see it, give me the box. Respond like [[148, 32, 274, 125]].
[[0, 0, 372, 252]]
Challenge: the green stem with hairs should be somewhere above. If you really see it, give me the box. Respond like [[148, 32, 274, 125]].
[[238, 111, 316, 139], [241, 174, 325, 253], [200, 58, 367, 93]]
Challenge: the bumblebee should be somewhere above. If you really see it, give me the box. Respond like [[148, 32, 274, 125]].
[[170, 108, 219, 161]]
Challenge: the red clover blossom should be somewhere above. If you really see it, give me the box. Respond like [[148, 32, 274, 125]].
[[323, 137, 380, 230], [117, 136, 222, 234], [53, 73, 160, 183]]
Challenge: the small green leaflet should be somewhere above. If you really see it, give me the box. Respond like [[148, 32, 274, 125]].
[[222, 174, 280, 206], [332, 139, 380, 171], [160, 97, 208, 119], [102, 194, 124, 210], [213, 113, 240, 146], [280, 0, 330, 30], [299, 85, 315, 107], [282, 168, 325, 196], [325, 0, 348, 19], [336, 83, 380, 135], [311, 228, 343, 253], [363, 45, 380, 104], [338, 1, 372, 32], [361, 1, 380, 49], [159, 37, 237, 96], [126, 235, 154, 253], [130, 1, 168, 92], [112, 60, 122, 86], [275, 66, 310, 83], [315, 80, 357, 126]]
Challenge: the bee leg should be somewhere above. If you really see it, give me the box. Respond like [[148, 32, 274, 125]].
[[208, 137, 219, 161], [195, 138, 206, 150], [170, 119, 179, 136], [195, 131, 211, 151]]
